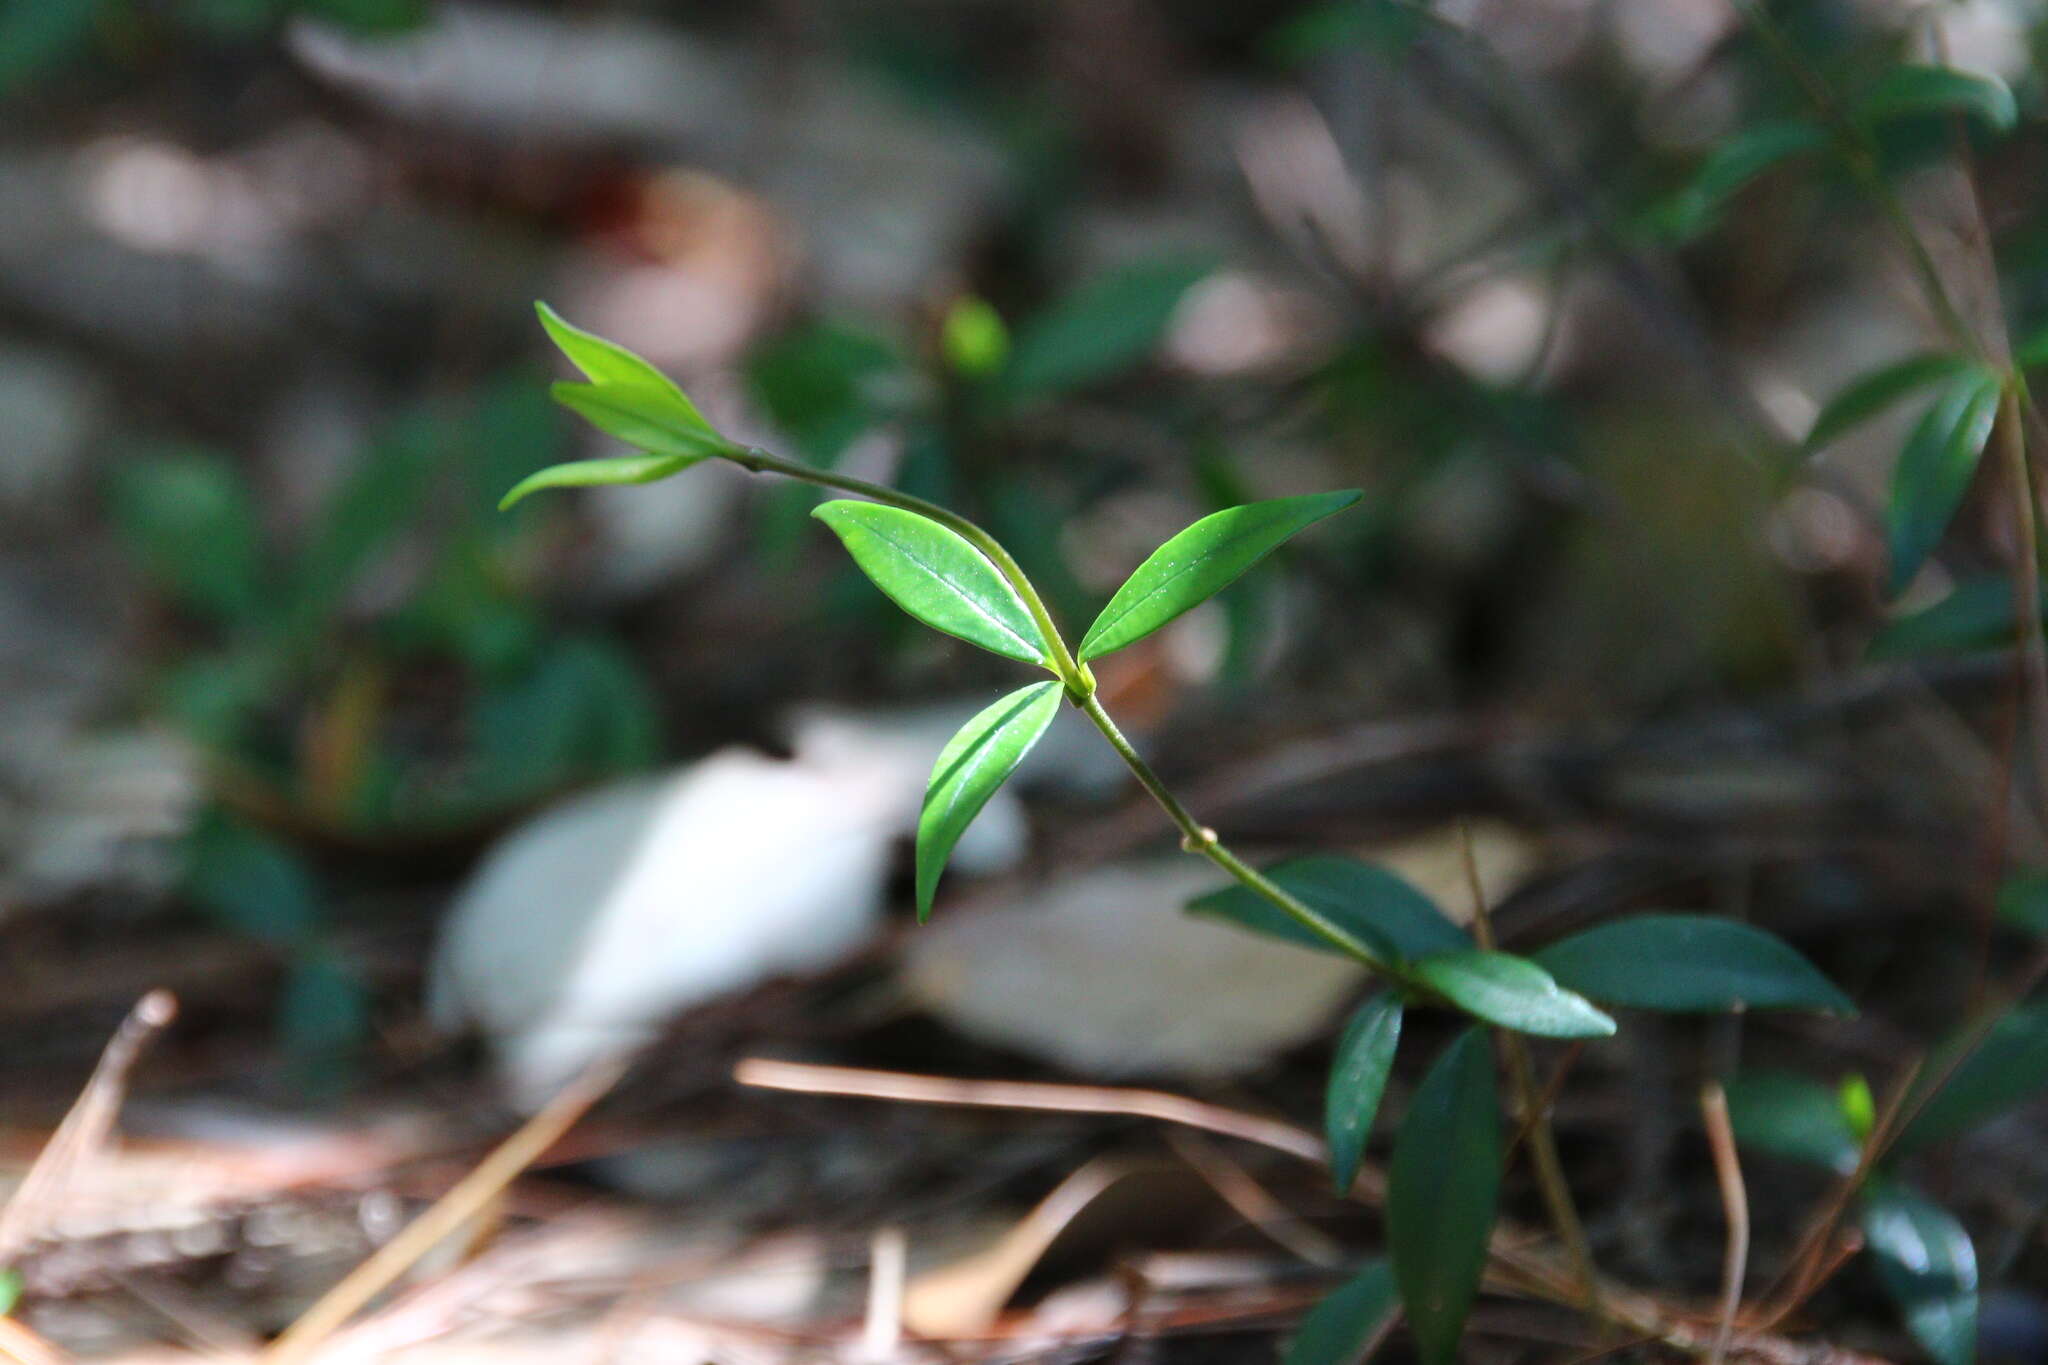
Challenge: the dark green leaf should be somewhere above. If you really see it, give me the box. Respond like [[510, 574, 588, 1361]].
[[290, 415, 435, 623], [1186, 856, 1467, 964], [1004, 260, 1211, 399], [1656, 120, 1826, 238], [1723, 1070, 1862, 1173], [1857, 65, 2018, 134], [473, 636, 663, 801], [278, 949, 369, 1096], [1409, 950, 1616, 1038], [1534, 914, 1854, 1014], [107, 449, 266, 627], [1861, 1181, 1978, 1365], [1078, 491, 1362, 661], [1895, 1001, 2048, 1152], [917, 682, 1064, 919], [1998, 870, 2048, 938], [812, 501, 1052, 666], [550, 382, 728, 462], [536, 302, 715, 431], [1284, 1260, 1399, 1365], [746, 322, 902, 463], [2016, 323, 2048, 371], [1327, 996, 1402, 1195], [1886, 366, 2003, 596], [185, 812, 321, 949], [1805, 352, 1977, 455], [1869, 576, 2038, 660], [500, 452, 702, 511], [1388, 1030, 1500, 1365]]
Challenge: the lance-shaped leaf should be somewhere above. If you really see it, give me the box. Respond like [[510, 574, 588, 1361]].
[[1804, 352, 1977, 455], [1856, 65, 2018, 134], [812, 502, 1052, 666], [1656, 119, 1826, 238], [1534, 914, 1854, 1014], [1284, 1259, 1398, 1365], [537, 302, 716, 432], [550, 382, 729, 462], [1187, 856, 1466, 966], [1886, 365, 2002, 596], [1723, 1070, 1863, 1174], [1079, 491, 1363, 661], [1388, 1030, 1500, 1365], [1004, 259, 1211, 400], [1893, 1000, 2048, 1153], [1869, 575, 2042, 660], [1861, 1181, 1978, 1365], [916, 682, 1063, 919], [1326, 996, 1402, 1195], [1409, 950, 1616, 1038], [500, 453, 702, 511]]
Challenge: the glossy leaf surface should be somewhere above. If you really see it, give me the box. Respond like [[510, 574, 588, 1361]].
[[549, 382, 729, 462], [1409, 950, 1617, 1038], [500, 453, 702, 511], [1187, 855, 1467, 964], [1534, 914, 1854, 1014], [812, 502, 1051, 666], [1079, 491, 1362, 661], [1388, 1030, 1500, 1365], [916, 682, 1063, 919], [536, 302, 715, 432], [1861, 1181, 1978, 1365], [1284, 1260, 1398, 1365], [1326, 996, 1402, 1194], [1886, 366, 2002, 595]]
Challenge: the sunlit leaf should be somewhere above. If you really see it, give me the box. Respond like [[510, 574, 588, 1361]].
[[1894, 1000, 2048, 1152], [1388, 1030, 1499, 1365], [499, 453, 702, 511], [1004, 260, 1211, 399], [550, 381, 729, 464], [1187, 855, 1466, 965], [1861, 1181, 1978, 1365], [916, 682, 1063, 919], [1655, 120, 1826, 238], [812, 501, 1052, 665], [1326, 996, 1402, 1194], [1886, 366, 2002, 596], [1534, 914, 1854, 1014], [1856, 65, 2018, 134], [1804, 352, 1977, 455], [536, 302, 715, 431], [941, 296, 1010, 378], [1078, 491, 1362, 661], [1408, 950, 1616, 1038], [1723, 1070, 1862, 1173], [1284, 1260, 1399, 1365]]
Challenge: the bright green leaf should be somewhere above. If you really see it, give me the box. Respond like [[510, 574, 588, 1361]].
[[1894, 1000, 2048, 1152], [1723, 1070, 1862, 1173], [1186, 855, 1467, 965], [1856, 65, 2018, 134], [1388, 1030, 1500, 1365], [0, 1267, 20, 1316], [1533, 914, 1853, 1014], [1804, 352, 1977, 455], [1078, 491, 1362, 661], [536, 302, 714, 428], [1327, 996, 1402, 1195], [550, 382, 729, 463], [1861, 1181, 1978, 1365], [942, 296, 1010, 378], [1886, 366, 2003, 596], [500, 453, 701, 510], [1840, 1073, 1877, 1143], [1284, 1260, 1399, 1365], [916, 682, 1063, 919], [1409, 950, 1616, 1038], [812, 501, 1052, 666], [1004, 260, 1211, 399], [1656, 120, 1826, 238]]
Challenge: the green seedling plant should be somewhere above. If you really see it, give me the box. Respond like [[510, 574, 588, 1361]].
[[512, 304, 1878, 1365]]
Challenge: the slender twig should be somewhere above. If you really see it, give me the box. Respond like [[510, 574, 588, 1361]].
[[1459, 820, 1603, 1322], [1700, 1083, 1751, 1365]]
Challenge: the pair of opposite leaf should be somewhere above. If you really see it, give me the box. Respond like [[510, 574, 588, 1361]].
[[515, 299, 1363, 920]]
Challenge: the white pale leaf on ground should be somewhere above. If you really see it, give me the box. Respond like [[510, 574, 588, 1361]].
[[430, 702, 1042, 1108], [902, 860, 1368, 1080]]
